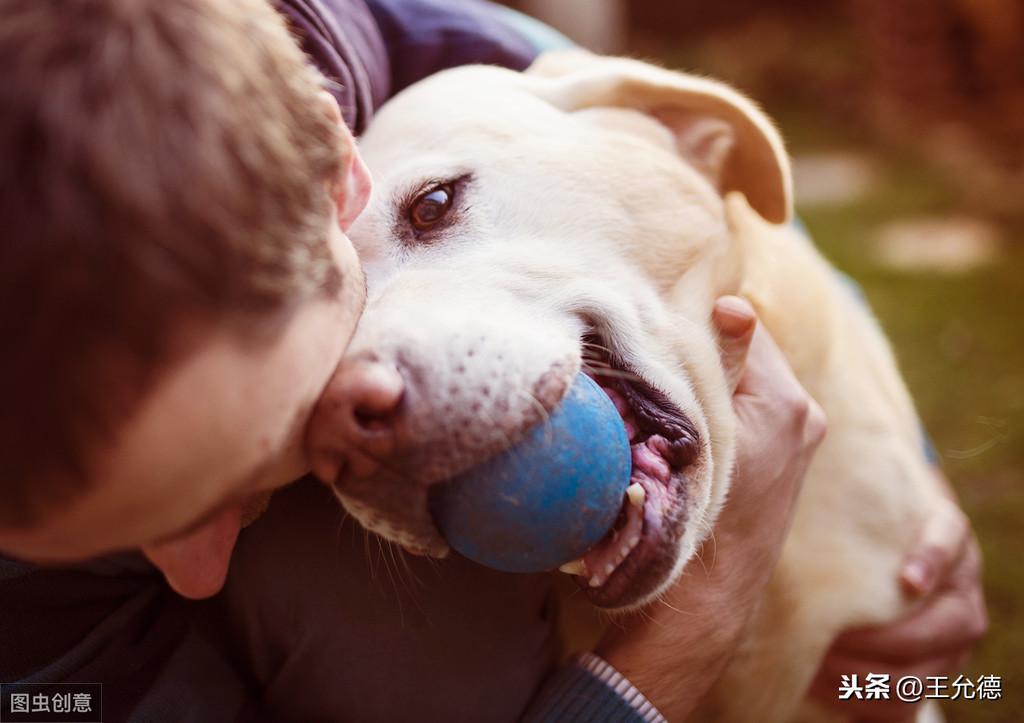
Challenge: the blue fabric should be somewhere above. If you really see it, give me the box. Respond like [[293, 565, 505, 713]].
[[522, 663, 649, 723], [365, 0, 538, 95], [488, 4, 575, 53]]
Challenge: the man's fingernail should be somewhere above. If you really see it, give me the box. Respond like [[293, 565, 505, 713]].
[[902, 559, 934, 595], [713, 296, 755, 337]]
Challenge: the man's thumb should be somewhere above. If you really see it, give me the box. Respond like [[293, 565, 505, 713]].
[[713, 296, 757, 394], [901, 497, 969, 597]]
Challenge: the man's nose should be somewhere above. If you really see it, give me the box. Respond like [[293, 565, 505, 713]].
[[307, 357, 406, 484]]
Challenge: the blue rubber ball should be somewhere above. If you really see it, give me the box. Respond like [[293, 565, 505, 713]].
[[431, 373, 632, 573]]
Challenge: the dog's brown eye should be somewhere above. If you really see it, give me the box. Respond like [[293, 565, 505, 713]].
[[409, 184, 454, 230]]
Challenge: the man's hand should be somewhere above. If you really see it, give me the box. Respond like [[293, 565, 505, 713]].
[[597, 296, 827, 720], [809, 492, 987, 721]]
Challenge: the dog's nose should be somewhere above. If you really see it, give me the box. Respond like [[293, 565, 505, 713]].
[[307, 357, 405, 484]]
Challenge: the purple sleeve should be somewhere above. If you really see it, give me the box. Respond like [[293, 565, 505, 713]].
[[274, 0, 391, 134], [364, 0, 538, 94], [275, 0, 536, 133]]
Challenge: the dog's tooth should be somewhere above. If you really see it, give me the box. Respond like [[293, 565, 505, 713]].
[[559, 559, 588, 576], [628, 536, 640, 549], [619, 544, 631, 559], [626, 483, 646, 508], [589, 574, 604, 588], [604, 562, 615, 576]]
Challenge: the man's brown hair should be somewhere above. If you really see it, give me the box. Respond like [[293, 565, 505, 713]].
[[0, 0, 346, 525]]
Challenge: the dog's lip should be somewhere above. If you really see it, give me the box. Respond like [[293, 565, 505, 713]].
[[573, 339, 698, 607], [580, 462, 688, 607]]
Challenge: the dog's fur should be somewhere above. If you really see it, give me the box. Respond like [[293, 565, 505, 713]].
[[338, 51, 949, 721]]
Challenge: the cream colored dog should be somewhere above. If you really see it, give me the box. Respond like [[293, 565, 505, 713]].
[[322, 51, 950, 722]]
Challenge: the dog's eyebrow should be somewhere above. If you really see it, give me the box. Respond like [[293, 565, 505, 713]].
[[394, 173, 471, 211]]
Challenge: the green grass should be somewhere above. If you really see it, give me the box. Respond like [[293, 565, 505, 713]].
[[796, 146, 1024, 722]]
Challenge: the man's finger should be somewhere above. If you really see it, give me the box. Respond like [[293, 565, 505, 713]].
[[829, 581, 986, 663], [901, 498, 970, 597], [712, 295, 757, 393]]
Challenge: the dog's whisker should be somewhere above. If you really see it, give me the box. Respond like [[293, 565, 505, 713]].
[[376, 536, 408, 625], [391, 536, 423, 589], [385, 539, 422, 603], [373, 533, 390, 588], [606, 611, 628, 633], [514, 388, 552, 428], [580, 340, 614, 355], [395, 543, 426, 590], [696, 529, 718, 575], [656, 596, 698, 617], [334, 510, 357, 579], [633, 604, 666, 629], [362, 525, 378, 582], [580, 364, 645, 384]]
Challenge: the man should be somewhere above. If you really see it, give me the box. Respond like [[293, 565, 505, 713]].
[[0, 0, 984, 720]]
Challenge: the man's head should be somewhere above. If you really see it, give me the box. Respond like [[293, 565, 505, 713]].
[[0, 0, 371, 592]]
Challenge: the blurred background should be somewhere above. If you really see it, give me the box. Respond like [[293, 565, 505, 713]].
[[504, 1, 1022, 720]]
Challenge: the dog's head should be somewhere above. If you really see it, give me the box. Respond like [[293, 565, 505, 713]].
[[308, 52, 792, 608]]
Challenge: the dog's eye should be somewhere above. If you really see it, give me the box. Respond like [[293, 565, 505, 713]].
[[409, 184, 454, 230]]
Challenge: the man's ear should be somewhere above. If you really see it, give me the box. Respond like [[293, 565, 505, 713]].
[[317, 91, 372, 231], [527, 51, 792, 224]]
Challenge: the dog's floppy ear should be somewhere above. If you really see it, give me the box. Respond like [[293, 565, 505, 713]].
[[528, 50, 792, 224]]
